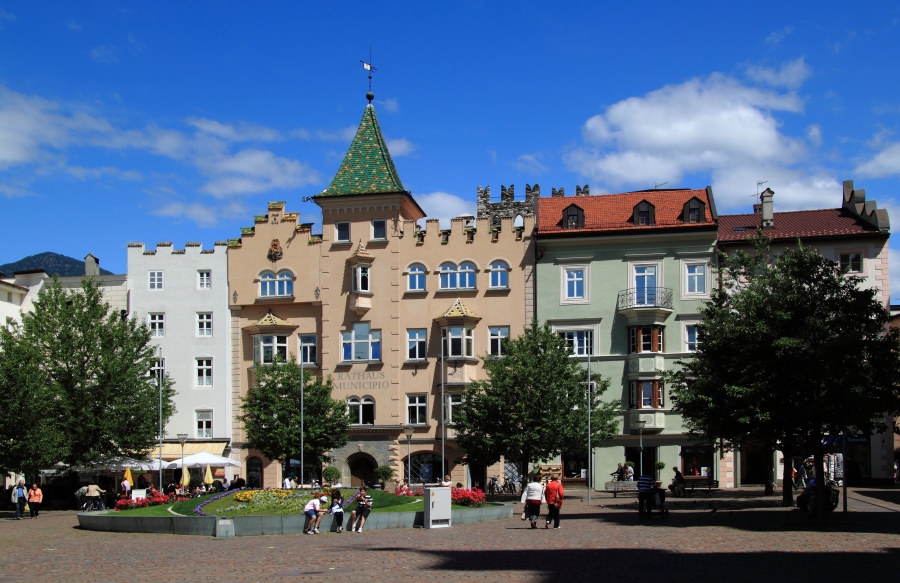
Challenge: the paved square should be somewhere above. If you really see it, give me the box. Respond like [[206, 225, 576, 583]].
[[1, 489, 897, 583]]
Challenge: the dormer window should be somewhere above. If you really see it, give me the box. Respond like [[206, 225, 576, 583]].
[[682, 197, 706, 224], [633, 201, 655, 226], [562, 204, 584, 229]]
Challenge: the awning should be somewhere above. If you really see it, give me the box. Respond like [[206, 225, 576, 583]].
[[148, 441, 227, 461]]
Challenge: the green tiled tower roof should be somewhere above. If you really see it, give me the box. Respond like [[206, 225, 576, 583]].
[[318, 102, 406, 197]]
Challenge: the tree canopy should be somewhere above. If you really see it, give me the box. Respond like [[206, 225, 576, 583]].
[[453, 320, 620, 477], [239, 356, 351, 481], [669, 233, 900, 514], [0, 277, 176, 475]]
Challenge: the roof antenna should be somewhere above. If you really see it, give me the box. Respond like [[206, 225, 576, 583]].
[[756, 180, 768, 199], [654, 182, 668, 189], [360, 46, 376, 103]]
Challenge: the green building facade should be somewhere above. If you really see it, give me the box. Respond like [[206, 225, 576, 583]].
[[535, 187, 722, 488]]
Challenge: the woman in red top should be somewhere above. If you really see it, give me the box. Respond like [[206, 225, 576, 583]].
[[544, 474, 564, 529]]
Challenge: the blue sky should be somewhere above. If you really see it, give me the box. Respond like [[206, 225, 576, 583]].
[[2, 2, 900, 298]]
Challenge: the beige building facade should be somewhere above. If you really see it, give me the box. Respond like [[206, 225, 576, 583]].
[[227, 97, 534, 489]]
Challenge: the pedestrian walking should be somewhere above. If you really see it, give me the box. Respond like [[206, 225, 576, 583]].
[[544, 474, 564, 529], [27, 484, 42, 518], [519, 473, 545, 529], [795, 462, 808, 490], [303, 495, 328, 534], [11, 480, 27, 519], [330, 489, 345, 533], [625, 464, 634, 481], [350, 487, 373, 533], [611, 463, 626, 481]]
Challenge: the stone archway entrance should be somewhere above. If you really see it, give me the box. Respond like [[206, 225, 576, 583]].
[[348, 452, 377, 487]]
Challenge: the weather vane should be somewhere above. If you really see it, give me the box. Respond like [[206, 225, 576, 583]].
[[360, 45, 376, 103]]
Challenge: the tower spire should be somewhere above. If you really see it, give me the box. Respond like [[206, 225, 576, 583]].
[[360, 46, 376, 103]]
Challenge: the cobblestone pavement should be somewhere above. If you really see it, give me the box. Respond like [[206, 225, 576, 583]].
[[0, 489, 897, 583]]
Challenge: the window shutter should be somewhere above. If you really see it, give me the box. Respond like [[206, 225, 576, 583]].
[[632, 205, 639, 226], [636, 328, 642, 353], [252, 336, 260, 362], [652, 380, 659, 408], [651, 327, 659, 352], [648, 204, 656, 225], [628, 382, 636, 409], [658, 382, 665, 408], [682, 201, 689, 223]]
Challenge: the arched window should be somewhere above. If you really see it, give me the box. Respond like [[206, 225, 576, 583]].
[[276, 270, 294, 296], [489, 261, 509, 288], [406, 452, 448, 484], [348, 396, 375, 425], [259, 272, 276, 297], [458, 262, 476, 289], [408, 264, 426, 291], [440, 263, 458, 290], [247, 456, 263, 488]]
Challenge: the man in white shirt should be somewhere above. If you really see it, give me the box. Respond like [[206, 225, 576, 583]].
[[283, 475, 292, 489]]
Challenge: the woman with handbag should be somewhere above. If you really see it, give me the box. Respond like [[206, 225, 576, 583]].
[[27, 484, 43, 518], [544, 474, 564, 529]]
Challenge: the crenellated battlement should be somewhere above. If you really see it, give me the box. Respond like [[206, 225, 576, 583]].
[[399, 214, 534, 247], [127, 242, 228, 254]]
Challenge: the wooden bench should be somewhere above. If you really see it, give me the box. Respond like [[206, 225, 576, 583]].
[[603, 481, 639, 497], [683, 477, 719, 498]]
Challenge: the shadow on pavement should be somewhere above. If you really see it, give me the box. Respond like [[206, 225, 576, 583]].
[[382, 547, 900, 583]]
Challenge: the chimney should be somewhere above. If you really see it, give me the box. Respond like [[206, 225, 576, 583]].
[[759, 188, 774, 228], [85, 254, 100, 276]]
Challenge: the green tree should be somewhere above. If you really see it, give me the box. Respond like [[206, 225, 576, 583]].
[[239, 356, 351, 482], [669, 233, 900, 518], [453, 320, 620, 478], [0, 277, 176, 474]]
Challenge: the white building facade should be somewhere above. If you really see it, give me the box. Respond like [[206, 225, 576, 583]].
[[127, 241, 233, 476]]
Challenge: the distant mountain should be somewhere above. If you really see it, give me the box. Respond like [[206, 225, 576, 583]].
[[0, 252, 115, 277]]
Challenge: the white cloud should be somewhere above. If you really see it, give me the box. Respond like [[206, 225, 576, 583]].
[[416, 191, 476, 228], [197, 149, 320, 197], [512, 152, 549, 175], [65, 165, 143, 181], [765, 26, 793, 45], [314, 126, 356, 142], [0, 183, 30, 197], [807, 124, 823, 148], [90, 45, 118, 64], [152, 201, 219, 227], [855, 142, 900, 178], [186, 117, 281, 142], [711, 165, 841, 213], [567, 72, 806, 191], [385, 138, 415, 157], [377, 98, 399, 112], [745, 57, 811, 89]]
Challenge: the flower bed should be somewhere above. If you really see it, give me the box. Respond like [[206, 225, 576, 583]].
[[198, 488, 324, 517], [451, 488, 487, 507], [114, 492, 188, 511]]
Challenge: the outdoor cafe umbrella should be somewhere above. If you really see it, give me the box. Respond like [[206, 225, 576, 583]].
[[204, 463, 214, 485], [123, 467, 134, 486], [166, 452, 242, 469], [181, 467, 191, 488]]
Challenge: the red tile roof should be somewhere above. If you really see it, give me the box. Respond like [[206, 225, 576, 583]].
[[537, 188, 714, 235], [718, 209, 881, 242]]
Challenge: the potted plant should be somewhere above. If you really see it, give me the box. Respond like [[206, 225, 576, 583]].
[[655, 461, 666, 481], [373, 465, 394, 490], [322, 466, 341, 486]]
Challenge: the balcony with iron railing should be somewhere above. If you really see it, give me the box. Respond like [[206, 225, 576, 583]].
[[616, 287, 674, 325]]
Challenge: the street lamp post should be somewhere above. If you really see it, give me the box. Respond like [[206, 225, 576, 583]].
[[634, 420, 646, 477], [177, 433, 188, 493], [403, 425, 414, 486], [586, 354, 592, 505], [157, 346, 163, 489], [299, 336, 305, 488]]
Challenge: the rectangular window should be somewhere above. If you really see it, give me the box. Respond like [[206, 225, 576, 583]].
[[149, 313, 165, 337], [150, 358, 165, 383], [407, 329, 426, 360], [198, 270, 211, 290], [149, 271, 163, 291], [565, 268, 585, 300], [688, 207, 700, 223], [196, 410, 212, 438], [634, 265, 657, 305], [197, 313, 212, 336], [196, 358, 213, 386], [489, 326, 509, 357], [840, 253, 862, 273], [407, 394, 427, 425], [372, 220, 387, 240], [686, 263, 706, 294], [641, 327, 653, 352], [442, 326, 474, 357], [446, 393, 463, 422], [558, 330, 593, 356], [252, 335, 288, 364], [299, 334, 317, 365], [686, 326, 699, 352], [341, 323, 382, 362], [336, 222, 350, 242], [629, 381, 663, 409], [352, 266, 371, 293]]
